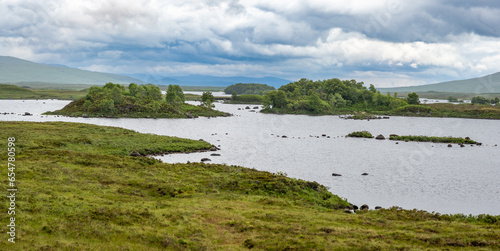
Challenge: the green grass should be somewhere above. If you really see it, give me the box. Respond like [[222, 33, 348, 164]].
[[1, 121, 499, 250], [346, 131, 374, 138], [389, 135, 477, 144], [0, 84, 87, 100]]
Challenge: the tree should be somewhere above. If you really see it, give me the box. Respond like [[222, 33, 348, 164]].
[[471, 96, 489, 105], [166, 85, 185, 103], [307, 92, 323, 113], [407, 92, 420, 105], [231, 91, 238, 101], [369, 84, 377, 93], [201, 92, 215, 108], [447, 96, 458, 102]]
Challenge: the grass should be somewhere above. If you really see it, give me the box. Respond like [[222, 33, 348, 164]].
[[1, 121, 499, 250], [0, 84, 87, 100], [346, 131, 374, 138], [389, 135, 477, 144]]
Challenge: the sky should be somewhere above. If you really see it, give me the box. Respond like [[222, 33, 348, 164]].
[[1, 0, 500, 87]]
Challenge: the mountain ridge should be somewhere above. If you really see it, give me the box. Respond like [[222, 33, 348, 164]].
[[378, 72, 500, 94]]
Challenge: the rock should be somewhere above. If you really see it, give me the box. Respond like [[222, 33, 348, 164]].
[[327, 136, 330, 138], [476, 143, 482, 146], [237, 108, 242, 110], [130, 151, 141, 157], [375, 134, 385, 140], [24, 112, 32, 116], [322, 134, 327, 137], [361, 173, 369, 176], [460, 144, 465, 148], [253, 106, 259, 109], [249, 110, 256, 112], [395, 142, 399, 144], [447, 144, 452, 147], [331, 173, 342, 177], [375, 206, 382, 210], [465, 136, 470, 140], [352, 205, 359, 210], [210, 153, 221, 156], [201, 158, 211, 162], [199, 139, 205, 142], [282, 135, 288, 138], [344, 209, 352, 214], [245, 106, 251, 109], [360, 204, 369, 210], [383, 116, 390, 119]]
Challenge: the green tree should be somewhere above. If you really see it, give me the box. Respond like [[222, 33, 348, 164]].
[[407, 92, 420, 105], [201, 91, 215, 108], [129, 83, 139, 97], [369, 84, 377, 93], [232, 91, 238, 101], [166, 85, 185, 103], [471, 96, 489, 105], [307, 92, 323, 113]]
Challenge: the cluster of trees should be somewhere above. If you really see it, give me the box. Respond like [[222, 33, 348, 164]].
[[262, 78, 409, 113], [224, 83, 275, 95], [81, 83, 215, 114], [471, 96, 499, 105]]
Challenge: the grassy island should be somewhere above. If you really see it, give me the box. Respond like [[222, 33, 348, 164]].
[[389, 135, 477, 144], [346, 130, 374, 138], [1, 121, 499, 250], [44, 83, 229, 118]]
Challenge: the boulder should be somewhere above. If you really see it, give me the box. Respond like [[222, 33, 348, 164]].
[[331, 173, 342, 177], [465, 136, 470, 140], [476, 143, 482, 146], [253, 106, 259, 109], [24, 112, 32, 116], [375, 206, 382, 210], [322, 134, 327, 137], [282, 135, 287, 138], [360, 204, 369, 210], [447, 144, 452, 147], [201, 158, 211, 162], [361, 173, 369, 176], [210, 153, 221, 156], [375, 134, 385, 140], [245, 106, 251, 109]]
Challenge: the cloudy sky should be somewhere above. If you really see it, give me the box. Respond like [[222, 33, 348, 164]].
[[1, 0, 500, 87]]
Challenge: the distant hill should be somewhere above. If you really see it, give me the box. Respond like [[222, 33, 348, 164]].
[[379, 72, 500, 94], [0, 56, 143, 86], [126, 74, 291, 87]]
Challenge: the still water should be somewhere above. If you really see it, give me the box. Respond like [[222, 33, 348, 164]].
[[1, 99, 499, 215]]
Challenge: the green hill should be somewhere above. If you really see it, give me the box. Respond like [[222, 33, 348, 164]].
[[379, 72, 500, 94], [0, 84, 87, 99], [0, 56, 142, 86]]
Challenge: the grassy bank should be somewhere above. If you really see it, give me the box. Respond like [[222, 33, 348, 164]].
[[0, 84, 87, 100], [1, 121, 499, 250]]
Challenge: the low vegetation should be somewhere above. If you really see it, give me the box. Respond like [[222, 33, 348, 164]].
[[389, 135, 477, 144], [227, 93, 264, 104], [346, 130, 374, 138], [0, 84, 87, 100], [44, 83, 228, 118], [1, 121, 499, 250]]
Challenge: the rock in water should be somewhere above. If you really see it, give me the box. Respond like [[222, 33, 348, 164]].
[[332, 173, 342, 177], [375, 134, 385, 140], [360, 204, 369, 210], [361, 173, 369, 176], [201, 158, 211, 162]]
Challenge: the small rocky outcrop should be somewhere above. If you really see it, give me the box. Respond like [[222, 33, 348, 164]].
[[210, 153, 221, 156], [282, 135, 288, 138], [332, 173, 342, 177], [23, 112, 32, 116], [360, 204, 369, 210], [361, 173, 369, 176], [245, 106, 251, 109], [375, 134, 385, 140], [447, 144, 452, 147], [201, 158, 211, 162], [375, 206, 382, 210]]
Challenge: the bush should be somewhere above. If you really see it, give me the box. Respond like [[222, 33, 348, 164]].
[[346, 131, 373, 138]]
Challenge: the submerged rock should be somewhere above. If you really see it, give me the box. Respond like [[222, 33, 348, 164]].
[[331, 173, 342, 177], [210, 153, 221, 156], [361, 173, 369, 176]]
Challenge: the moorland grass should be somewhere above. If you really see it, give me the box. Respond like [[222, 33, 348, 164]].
[[0, 84, 87, 100], [0, 121, 499, 250]]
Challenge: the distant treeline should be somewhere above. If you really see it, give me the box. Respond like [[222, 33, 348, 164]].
[[224, 83, 275, 95]]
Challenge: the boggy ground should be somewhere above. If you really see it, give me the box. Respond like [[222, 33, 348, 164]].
[[0, 121, 499, 250]]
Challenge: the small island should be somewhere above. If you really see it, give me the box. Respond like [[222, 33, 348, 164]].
[[44, 83, 229, 118], [347, 131, 478, 144]]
